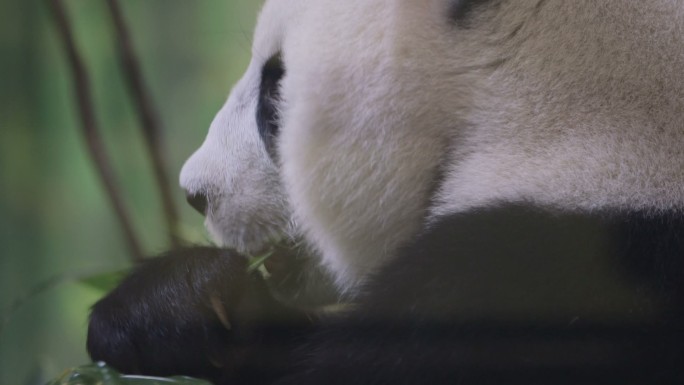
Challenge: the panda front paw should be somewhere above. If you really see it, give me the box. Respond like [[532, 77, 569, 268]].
[[87, 247, 312, 384]]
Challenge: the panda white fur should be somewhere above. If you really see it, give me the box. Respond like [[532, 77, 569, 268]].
[[180, 0, 684, 290], [89, 0, 684, 383]]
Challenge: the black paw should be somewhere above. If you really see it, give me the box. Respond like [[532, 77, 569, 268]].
[[87, 247, 311, 384]]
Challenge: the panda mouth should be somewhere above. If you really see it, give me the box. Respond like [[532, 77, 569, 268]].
[[245, 239, 303, 274], [243, 238, 340, 308]]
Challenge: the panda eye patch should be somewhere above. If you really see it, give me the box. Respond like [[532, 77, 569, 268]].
[[256, 53, 285, 159]]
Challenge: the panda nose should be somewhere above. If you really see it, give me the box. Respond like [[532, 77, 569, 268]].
[[186, 192, 208, 215]]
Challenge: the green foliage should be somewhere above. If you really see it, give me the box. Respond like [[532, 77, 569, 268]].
[[78, 270, 129, 294], [48, 362, 211, 385], [0, 1, 263, 384]]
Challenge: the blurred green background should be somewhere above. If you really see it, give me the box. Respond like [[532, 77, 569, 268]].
[[0, 1, 261, 384]]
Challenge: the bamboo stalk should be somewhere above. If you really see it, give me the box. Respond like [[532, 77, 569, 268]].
[[105, 0, 182, 247], [47, 0, 144, 263]]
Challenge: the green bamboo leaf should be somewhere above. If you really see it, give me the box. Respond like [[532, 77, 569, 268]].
[[78, 270, 128, 293], [47, 362, 211, 385], [247, 249, 275, 273]]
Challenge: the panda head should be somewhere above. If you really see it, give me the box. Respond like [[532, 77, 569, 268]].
[[180, 0, 460, 289], [181, 0, 684, 291]]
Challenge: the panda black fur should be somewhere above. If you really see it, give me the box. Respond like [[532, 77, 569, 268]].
[[276, 207, 684, 384], [88, 0, 684, 383]]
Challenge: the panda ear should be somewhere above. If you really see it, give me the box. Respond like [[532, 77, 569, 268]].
[[448, 0, 495, 26], [396, 0, 492, 26]]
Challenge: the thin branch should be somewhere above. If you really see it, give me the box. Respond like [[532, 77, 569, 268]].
[[47, 0, 145, 263], [105, 0, 182, 247]]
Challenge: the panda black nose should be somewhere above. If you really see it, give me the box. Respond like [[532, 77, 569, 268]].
[[186, 192, 208, 215]]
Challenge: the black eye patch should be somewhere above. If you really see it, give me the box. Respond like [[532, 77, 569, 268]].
[[256, 54, 285, 160]]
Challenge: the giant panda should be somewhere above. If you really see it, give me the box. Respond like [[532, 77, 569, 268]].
[[87, 0, 684, 384]]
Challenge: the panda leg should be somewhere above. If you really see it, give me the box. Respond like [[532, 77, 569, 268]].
[[86, 247, 314, 385], [277, 205, 684, 385]]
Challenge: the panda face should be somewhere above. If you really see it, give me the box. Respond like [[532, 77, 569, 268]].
[[179, 46, 289, 254], [181, 0, 684, 290], [179, 1, 298, 255]]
